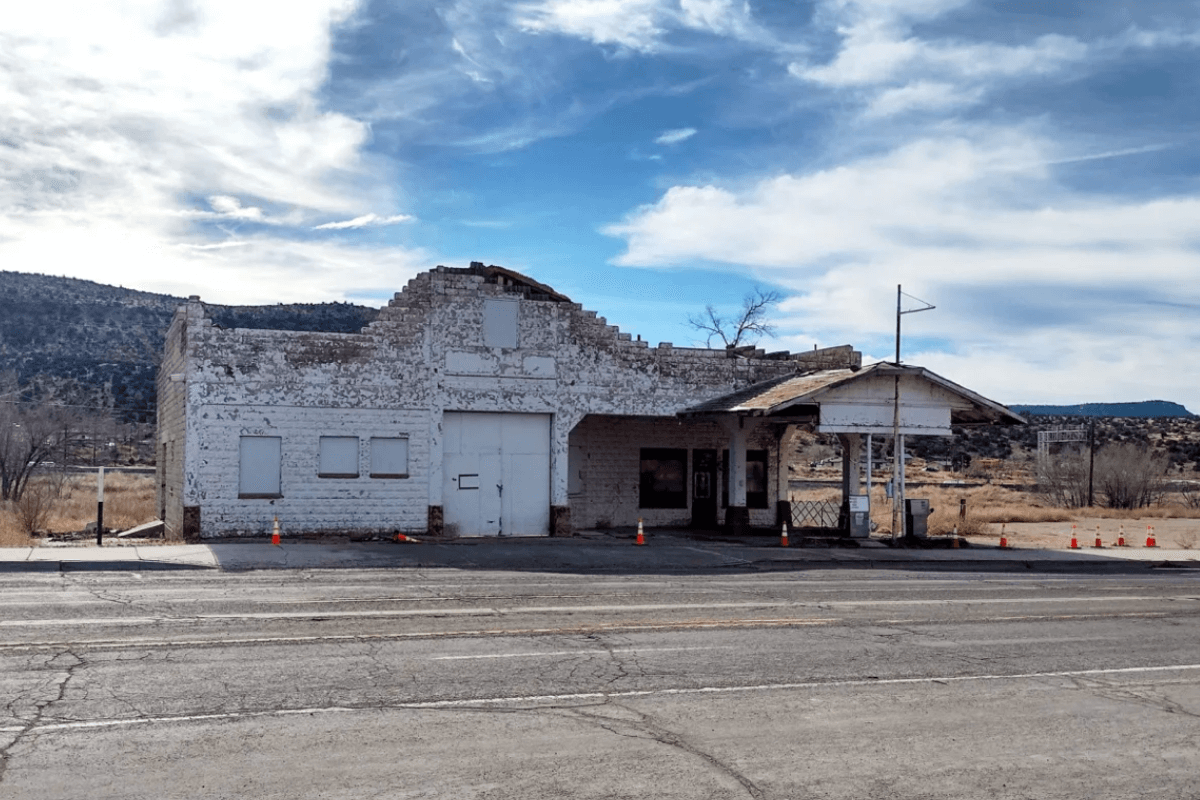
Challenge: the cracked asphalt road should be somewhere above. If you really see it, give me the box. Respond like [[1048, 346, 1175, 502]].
[[1, 567, 1199, 799]]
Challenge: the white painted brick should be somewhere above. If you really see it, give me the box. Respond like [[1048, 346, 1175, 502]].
[[161, 267, 858, 538]]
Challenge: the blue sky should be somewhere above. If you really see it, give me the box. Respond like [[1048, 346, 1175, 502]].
[[3, 0, 1200, 411]]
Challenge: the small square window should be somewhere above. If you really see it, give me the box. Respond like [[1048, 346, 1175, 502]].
[[319, 437, 359, 478], [370, 437, 409, 478], [239, 436, 281, 498]]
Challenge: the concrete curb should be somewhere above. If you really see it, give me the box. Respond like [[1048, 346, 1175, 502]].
[[2, 534, 1198, 574]]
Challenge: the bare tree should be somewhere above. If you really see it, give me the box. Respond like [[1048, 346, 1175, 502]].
[[1095, 442, 1167, 509], [1037, 449, 1090, 508], [1039, 441, 1169, 510], [688, 287, 783, 349], [0, 376, 77, 502]]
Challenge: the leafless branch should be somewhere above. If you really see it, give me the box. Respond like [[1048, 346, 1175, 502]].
[[687, 287, 782, 348]]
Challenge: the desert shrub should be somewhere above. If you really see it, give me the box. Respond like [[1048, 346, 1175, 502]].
[[1175, 483, 1200, 509], [14, 480, 55, 535], [0, 503, 29, 546]]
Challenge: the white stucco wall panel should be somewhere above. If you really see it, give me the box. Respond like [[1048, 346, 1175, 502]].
[[817, 374, 954, 435]]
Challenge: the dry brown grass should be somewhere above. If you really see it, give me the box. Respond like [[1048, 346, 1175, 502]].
[[0, 472, 156, 546], [794, 479, 1200, 541]]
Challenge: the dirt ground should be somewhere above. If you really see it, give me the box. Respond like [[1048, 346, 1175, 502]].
[[962, 517, 1200, 550]]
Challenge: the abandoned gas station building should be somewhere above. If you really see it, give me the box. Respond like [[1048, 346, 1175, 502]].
[[157, 263, 1022, 540]]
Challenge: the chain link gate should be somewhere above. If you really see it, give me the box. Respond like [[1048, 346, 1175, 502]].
[[790, 500, 841, 529]]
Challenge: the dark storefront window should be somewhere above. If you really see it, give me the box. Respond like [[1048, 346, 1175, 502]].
[[640, 448, 688, 508]]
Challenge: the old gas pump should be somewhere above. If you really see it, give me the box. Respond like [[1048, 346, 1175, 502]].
[[848, 494, 871, 538]]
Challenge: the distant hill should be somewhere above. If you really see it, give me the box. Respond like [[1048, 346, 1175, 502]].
[[1009, 401, 1194, 418], [0, 271, 379, 422]]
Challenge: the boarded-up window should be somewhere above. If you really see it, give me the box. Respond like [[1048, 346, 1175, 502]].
[[639, 448, 687, 509], [483, 298, 519, 348], [239, 436, 282, 498], [319, 436, 359, 478], [370, 437, 409, 478]]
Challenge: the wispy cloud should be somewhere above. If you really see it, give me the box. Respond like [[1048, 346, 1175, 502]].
[[515, 0, 668, 53], [513, 0, 773, 53], [314, 213, 415, 230], [655, 127, 697, 145]]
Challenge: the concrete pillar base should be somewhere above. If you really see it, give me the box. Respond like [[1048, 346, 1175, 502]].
[[550, 505, 572, 537], [725, 506, 751, 536], [776, 500, 792, 529], [426, 505, 444, 537], [182, 506, 201, 542]]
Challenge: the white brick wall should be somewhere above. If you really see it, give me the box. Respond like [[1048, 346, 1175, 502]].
[[162, 265, 858, 538], [192, 405, 431, 536]]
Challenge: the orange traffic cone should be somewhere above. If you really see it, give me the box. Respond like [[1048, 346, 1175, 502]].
[[635, 518, 646, 546], [1093, 525, 1104, 549], [780, 521, 789, 548], [1117, 525, 1126, 547], [395, 533, 420, 543], [271, 516, 281, 546], [999, 523, 1009, 549], [1069, 524, 1079, 550], [1146, 525, 1157, 548]]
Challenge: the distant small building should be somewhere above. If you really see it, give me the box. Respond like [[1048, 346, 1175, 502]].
[[156, 263, 1021, 540]]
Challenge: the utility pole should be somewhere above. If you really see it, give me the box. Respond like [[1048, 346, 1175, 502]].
[[890, 285, 935, 543], [1087, 418, 1096, 507]]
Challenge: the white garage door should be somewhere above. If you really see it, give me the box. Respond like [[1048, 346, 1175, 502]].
[[443, 412, 551, 537]]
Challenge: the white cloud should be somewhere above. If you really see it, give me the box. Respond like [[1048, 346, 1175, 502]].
[[793, 26, 1090, 89], [513, 0, 768, 52], [655, 127, 697, 145], [0, 206, 430, 305], [514, 0, 668, 52], [313, 213, 415, 230], [605, 130, 1200, 409], [208, 196, 266, 221], [791, 2, 1091, 118], [0, 0, 431, 304], [863, 80, 981, 117]]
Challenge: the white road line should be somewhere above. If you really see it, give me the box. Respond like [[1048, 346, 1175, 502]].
[[0, 618, 840, 651], [431, 646, 729, 661], [1, 595, 1189, 629], [5, 663, 1199, 735], [0, 601, 794, 628]]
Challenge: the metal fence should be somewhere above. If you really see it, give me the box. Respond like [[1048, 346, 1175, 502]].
[[790, 500, 841, 529]]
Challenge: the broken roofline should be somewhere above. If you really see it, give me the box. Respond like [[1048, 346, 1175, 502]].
[[186, 261, 864, 366], [454, 263, 860, 363], [679, 362, 1027, 426]]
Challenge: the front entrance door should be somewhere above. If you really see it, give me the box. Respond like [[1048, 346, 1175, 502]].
[[443, 412, 551, 537], [692, 449, 718, 529]]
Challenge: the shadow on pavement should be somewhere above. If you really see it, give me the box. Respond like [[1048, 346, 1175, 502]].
[[197, 528, 1193, 578]]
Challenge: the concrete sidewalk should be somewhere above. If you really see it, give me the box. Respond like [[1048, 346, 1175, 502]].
[[2, 530, 1199, 573]]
